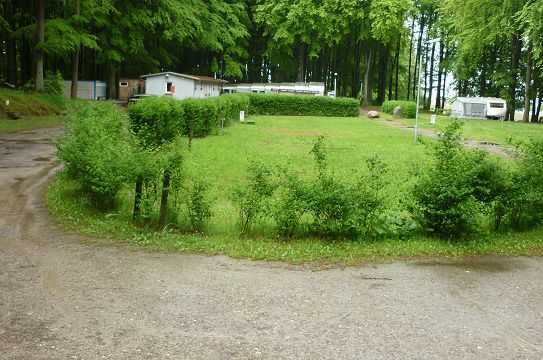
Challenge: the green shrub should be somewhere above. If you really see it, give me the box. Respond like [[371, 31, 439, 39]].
[[303, 141, 387, 239], [411, 121, 507, 238], [57, 102, 136, 206], [182, 98, 219, 137], [382, 100, 417, 118], [187, 179, 212, 232], [248, 94, 359, 117], [495, 140, 543, 230], [235, 137, 388, 239], [233, 161, 276, 234], [128, 96, 185, 147], [44, 71, 64, 96]]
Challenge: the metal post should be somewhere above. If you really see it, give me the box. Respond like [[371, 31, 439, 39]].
[[334, 72, 338, 98]]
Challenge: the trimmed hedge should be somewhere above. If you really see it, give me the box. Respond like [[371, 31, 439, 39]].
[[129, 93, 358, 140], [248, 94, 359, 117], [382, 100, 417, 119], [128, 93, 249, 139]]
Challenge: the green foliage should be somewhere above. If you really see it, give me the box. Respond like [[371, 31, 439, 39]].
[[235, 137, 387, 239], [128, 96, 184, 148], [57, 102, 136, 206], [0, 88, 63, 118], [495, 140, 543, 230], [248, 94, 359, 117], [382, 100, 417, 118], [233, 161, 276, 235], [128, 94, 249, 142], [187, 179, 213, 232], [44, 71, 64, 96], [411, 121, 506, 238]]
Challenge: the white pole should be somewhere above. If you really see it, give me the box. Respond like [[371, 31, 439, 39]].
[[334, 72, 338, 98]]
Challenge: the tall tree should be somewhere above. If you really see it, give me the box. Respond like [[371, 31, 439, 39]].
[[35, 0, 45, 91]]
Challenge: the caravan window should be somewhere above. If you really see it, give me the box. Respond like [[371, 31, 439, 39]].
[[490, 103, 505, 108]]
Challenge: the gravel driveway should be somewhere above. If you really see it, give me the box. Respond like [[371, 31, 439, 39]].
[[1, 128, 542, 360]]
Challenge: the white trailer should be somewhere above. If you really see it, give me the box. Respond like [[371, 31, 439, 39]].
[[223, 82, 325, 96], [451, 97, 507, 120]]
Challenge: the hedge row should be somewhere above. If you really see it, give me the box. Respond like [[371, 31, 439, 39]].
[[247, 94, 360, 117], [382, 100, 417, 119], [129, 93, 360, 140], [128, 93, 249, 139]]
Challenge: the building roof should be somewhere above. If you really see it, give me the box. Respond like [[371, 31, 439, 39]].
[[455, 97, 506, 104], [140, 72, 227, 84]]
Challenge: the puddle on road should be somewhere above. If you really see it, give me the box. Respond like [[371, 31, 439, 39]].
[[411, 257, 527, 273]]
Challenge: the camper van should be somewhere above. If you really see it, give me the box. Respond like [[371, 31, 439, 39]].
[[451, 97, 507, 120]]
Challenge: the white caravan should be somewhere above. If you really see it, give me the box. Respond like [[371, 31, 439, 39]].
[[451, 97, 507, 120]]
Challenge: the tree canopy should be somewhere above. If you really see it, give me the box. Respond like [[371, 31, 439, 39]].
[[0, 0, 542, 121]]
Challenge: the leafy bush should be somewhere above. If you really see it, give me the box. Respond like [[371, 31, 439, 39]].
[[235, 137, 387, 239], [382, 100, 417, 118], [233, 161, 276, 234], [495, 140, 543, 230], [44, 71, 64, 96], [187, 179, 212, 232], [411, 121, 507, 238], [303, 141, 387, 238], [248, 94, 359, 117], [57, 102, 136, 206], [128, 96, 185, 148]]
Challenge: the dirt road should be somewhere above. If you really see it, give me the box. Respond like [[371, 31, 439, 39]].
[[1, 128, 542, 359]]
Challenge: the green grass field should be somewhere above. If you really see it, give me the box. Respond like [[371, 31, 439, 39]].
[[48, 114, 543, 263], [0, 115, 64, 133], [390, 113, 543, 145], [0, 88, 66, 133]]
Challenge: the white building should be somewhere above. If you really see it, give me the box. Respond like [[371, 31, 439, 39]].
[[223, 82, 325, 96], [451, 97, 507, 120], [63, 80, 107, 100], [141, 72, 227, 100]]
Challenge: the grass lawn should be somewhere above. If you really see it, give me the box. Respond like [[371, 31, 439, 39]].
[[48, 115, 543, 264], [0, 88, 67, 133], [0, 115, 64, 133], [384, 113, 543, 145]]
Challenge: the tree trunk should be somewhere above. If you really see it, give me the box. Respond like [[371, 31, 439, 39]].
[[351, 39, 362, 98], [297, 43, 306, 82], [523, 46, 533, 122], [108, 64, 117, 99], [35, 0, 45, 91], [427, 42, 436, 110], [388, 53, 394, 101], [159, 171, 171, 227], [363, 47, 373, 107], [435, 41, 444, 111], [407, 17, 415, 100], [535, 90, 542, 122], [70, 0, 80, 99], [377, 47, 388, 105], [412, 18, 425, 101], [423, 31, 430, 109], [394, 35, 401, 100], [5, 0, 17, 85], [508, 33, 521, 121]]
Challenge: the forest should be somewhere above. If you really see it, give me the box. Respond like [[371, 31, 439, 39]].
[[1, 0, 543, 121]]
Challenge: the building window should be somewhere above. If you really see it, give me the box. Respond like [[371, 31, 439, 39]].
[[119, 81, 128, 87], [166, 82, 173, 92]]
